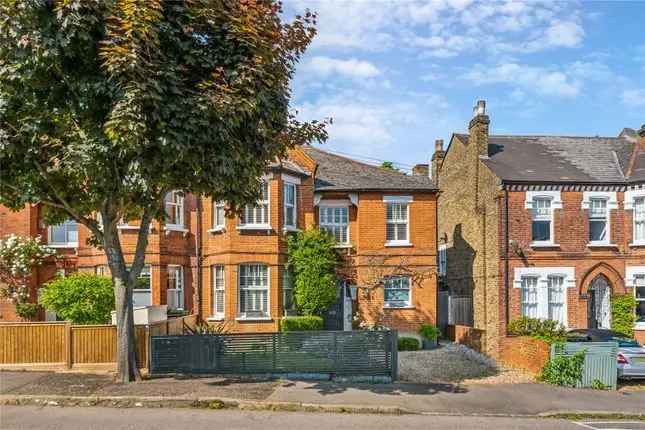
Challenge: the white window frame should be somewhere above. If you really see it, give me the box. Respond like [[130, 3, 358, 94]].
[[237, 263, 270, 320], [626, 189, 645, 246], [547, 275, 566, 326], [167, 265, 184, 311], [283, 182, 297, 231], [525, 191, 562, 247], [626, 266, 645, 329], [582, 191, 617, 246], [164, 191, 187, 233], [238, 180, 271, 230], [48, 219, 78, 248], [210, 200, 226, 232], [588, 197, 610, 245], [513, 267, 574, 327], [384, 196, 412, 247], [383, 275, 412, 308], [132, 265, 152, 307], [319, 204, 350, 246], [438, 244, 447, 276], [520, 276, 539, 319], [634, 197, 645, 245], [210, 265, 225, 320]]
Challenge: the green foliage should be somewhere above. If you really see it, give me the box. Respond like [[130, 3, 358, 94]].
[[280, 316, 324, 332], [287, 229, 339, 316], [398, 337, 420, 351], [507, 317, 567, 344], [611, 295, 637, 338], [418, 324, 441, 340], [380, 161, 399, 171], [39, 274, 114, 324], [539, 349, 585, 387], [591, 379, 610, 390], [15, 302, 38, 320]]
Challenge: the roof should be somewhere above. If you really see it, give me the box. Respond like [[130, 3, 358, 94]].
[[269, 159, 310, 177], [301, 146, 437, 192], [452, 133, 644, 184]]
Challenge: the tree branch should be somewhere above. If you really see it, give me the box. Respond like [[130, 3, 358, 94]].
[[128, 205, 154, 284]]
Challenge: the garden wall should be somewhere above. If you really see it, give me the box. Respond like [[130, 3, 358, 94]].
[[447, 324, 485, 352], [498, 336, 549, 374]]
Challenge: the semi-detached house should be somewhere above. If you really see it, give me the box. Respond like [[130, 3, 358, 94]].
[[0, 146, 440, 337], [435, 100, 645, 357]]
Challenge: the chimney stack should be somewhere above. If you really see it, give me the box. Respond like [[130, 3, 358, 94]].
[[431, 139, 445, 186], [412, 164, 429, 177], [469, 100, 490, 158]]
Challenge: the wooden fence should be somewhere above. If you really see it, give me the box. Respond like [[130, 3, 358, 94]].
[[0, 315, 197, 370]]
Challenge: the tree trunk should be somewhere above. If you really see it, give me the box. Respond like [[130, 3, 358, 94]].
[[103, 220, 141, 383]]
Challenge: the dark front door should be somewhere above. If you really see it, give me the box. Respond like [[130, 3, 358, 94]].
[[588, 290, 597, 329], [323, 280, 349, 331]]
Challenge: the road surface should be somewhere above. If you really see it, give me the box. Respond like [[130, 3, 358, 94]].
[[3, 406, 645, 430]]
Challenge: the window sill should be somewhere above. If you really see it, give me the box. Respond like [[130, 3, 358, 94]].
[[47, 243, 78, 249], [207, 316, 225, 321], [384, 241, 412, 247], [235, 316, 272, 321], [283, 226, 300, 233], [629, 242, 645, 248], [117, 225, 140, 230], [530, 242, 560, 248], [207, 227, 225, 234], [164, 225, 189, 236], [587, 243, 619, 249], [236, 225, 272, 231], [383, 305, 415, 310], [333, 244, 353, 249]]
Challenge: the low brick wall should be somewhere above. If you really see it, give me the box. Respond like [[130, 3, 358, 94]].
[[447, 324, 485, 352], [498, 336, 550, 374], [635, 329, 645, 346]]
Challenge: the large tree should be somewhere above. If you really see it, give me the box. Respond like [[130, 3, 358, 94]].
[[0, 0, 325, 382]]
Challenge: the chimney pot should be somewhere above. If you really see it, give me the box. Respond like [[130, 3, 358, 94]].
[[435, 139, 444, 152], [473, 100, 486, 117], [412, 164, 429, 177]]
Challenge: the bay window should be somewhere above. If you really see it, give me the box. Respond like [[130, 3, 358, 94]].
[[283, 182, 297, 230], [383, 276, 411, 308], [636, 275, 645, 327], [240, 181, 270, 227], [282, 268, 295, 316], [213, 201, 226, 230], [238, 264, 269, 318], [319, 206, 349, 244], [212, 265, 225, 318]]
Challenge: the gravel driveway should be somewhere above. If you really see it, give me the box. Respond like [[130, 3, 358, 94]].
[[398, 343, 535, 384]]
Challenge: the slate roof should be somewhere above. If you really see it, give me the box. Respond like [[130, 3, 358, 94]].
[[453, 133, 644, 184], [269, 159, 310, 177], [301, 146, 437, 192]]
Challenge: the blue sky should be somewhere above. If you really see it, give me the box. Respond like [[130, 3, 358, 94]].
[[284, 0, 645, 172]]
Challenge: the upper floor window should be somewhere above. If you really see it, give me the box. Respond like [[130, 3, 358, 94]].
[[164, 191, 184, 227], [588, 198, 608, 243], [283, 182, 297, 230], [531, 198, 552, 243], [48, 219, 78, 247], [240, 181, 269, 227], [319, 206, 349, 244], [634, 197, 645, 244], [383, 276, 411, 308], [238, 263, 269, 318], [213, 201, 226, 230], [386, 203, 409, 244], [167, 265, 184, 311], [212, 265, 225, 318]]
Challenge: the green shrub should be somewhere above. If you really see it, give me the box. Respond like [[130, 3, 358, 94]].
[[418, 324, 441, 340], [507, 317, 566, 344], [591, 379, 610, 390], [398, 337, 420, 351], [15, 302, 38, 320], [287, 229, 339, 316], [39, 273, 114, 324], [611, 295, 637, 338], [280, 316, 324, 332], [539, 349, 585, 387]]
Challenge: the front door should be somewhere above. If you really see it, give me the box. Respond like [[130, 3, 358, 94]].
[[588, 276, 612, 329]]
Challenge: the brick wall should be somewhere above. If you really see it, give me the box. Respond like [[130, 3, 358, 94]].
[[498, 336, 550, 374], [447, 324, 485, 352]]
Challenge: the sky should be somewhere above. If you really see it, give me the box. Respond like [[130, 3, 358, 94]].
[[284, 0, 645, 172]]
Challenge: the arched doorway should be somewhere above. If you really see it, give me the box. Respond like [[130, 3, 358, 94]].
[[588, 275, 612, 329]]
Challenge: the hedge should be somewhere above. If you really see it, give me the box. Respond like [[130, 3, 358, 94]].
[[398, 337, 420, 351], [611, 295, 637, 338], [280, 316, 324, 332]]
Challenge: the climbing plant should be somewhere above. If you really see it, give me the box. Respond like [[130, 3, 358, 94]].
[[611, 295, 637, 338]]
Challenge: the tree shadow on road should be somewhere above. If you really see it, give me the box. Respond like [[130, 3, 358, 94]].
[[300, 381, 468, 396]]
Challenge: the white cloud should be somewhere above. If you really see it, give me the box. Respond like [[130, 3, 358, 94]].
[[542, 20, 585, 48], [621, 89, 645, 108], [302, 56, 381, 79]]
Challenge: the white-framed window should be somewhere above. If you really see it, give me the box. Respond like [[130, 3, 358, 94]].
[[240, 181, 270, 227], [386, 203, 409, 244], [531, 198, 552, 244], [438, 245, 447, 276], [319, 206, 349, 244], [48, 219, 78, 247], [212, 265, 225, 318], [283, 182, 297, 230], [95, 265, 109, 276], [282, 268, 295, 316], [133, 265, 152, 307], [588, 197, 609, 243], [635, 275, 645, 327], [167, 265, 184, 311], [238, 264, 269, 318], [520, 277, 539, 318], [213, 201, 226, 230], [164, 191, 184, 228], [634, 197, 645, 244], [383, 276, 411, 308], [547, 276, 566, 325]]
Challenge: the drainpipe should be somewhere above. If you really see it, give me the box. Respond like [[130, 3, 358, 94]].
[[195, 196, 203, 320], [504, 187, 510, 334]]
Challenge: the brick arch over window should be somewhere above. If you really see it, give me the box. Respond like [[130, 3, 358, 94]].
[[579, 263, 626, 296]]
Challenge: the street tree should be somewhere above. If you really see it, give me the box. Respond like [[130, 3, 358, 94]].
[[0, 0, 326, 382]]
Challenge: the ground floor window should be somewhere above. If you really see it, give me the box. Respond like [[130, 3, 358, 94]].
[[133, 265, 152, 307], [212, 265, 225, 318], [383, 276, 411, 308], [238, 264, 269, 318], [547, 276, 566, 325], [520, 277, 539, 318], [282, 268, 295, 316], [167, 265, 184, 311], [636, 275, 645, 326]]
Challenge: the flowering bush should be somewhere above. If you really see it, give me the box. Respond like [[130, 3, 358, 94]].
[[0, 234, 55, 319]]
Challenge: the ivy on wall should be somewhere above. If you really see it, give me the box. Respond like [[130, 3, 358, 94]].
[[611, 295, 637, 338]]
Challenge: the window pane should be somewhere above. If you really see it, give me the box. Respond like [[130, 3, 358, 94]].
[[589, 220, 607, 242], [212, 266, 225, 315], [319, 206, 348, 244], [50, 225, 67, 243], [532, 220, 550, 242], [521, 277, 538, 318], [383, 276, 410, 307], [548, 276, 565, 325], [635, 198, 645, 241], [239, 264, 269, 316]]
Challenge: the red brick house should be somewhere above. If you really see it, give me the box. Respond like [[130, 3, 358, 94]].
[[435, 100, 645, 356], [0, 147, 440, 336]]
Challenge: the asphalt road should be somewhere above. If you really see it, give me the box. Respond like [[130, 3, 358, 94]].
[[3, 406, 645, 430]]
